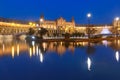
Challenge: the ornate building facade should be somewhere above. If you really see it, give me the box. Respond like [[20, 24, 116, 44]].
[[0, 17, 35, 34], [0, 16, 120, 35], [40, 15, 75, 36], [40, 15, 75, 29], [113, 19, 120, 32], [39, 15, 116, 36]]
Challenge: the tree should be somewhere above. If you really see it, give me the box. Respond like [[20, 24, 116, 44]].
[[86, 28, 97, 38], [38, 28, 48, 39], [28, 28, 35, 35], [64, 33, 70, 39], [71, 32, 85, 37]]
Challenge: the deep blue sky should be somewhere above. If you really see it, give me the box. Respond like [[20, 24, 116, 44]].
[[0, 0, 120, 24]]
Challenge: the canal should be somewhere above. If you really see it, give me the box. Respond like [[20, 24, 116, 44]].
[[0, 36, 120, 80]]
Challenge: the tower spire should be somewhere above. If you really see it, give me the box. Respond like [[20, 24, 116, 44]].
[[40, 13, 44, 20], [71, 16, 75, 23], [40, 13, 44, 23]]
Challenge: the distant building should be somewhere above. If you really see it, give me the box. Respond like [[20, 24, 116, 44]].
[[39, 15, 114, 36], [39, 15, 75, 36], [0, 17, 35, 34], [113, 19, 120, 31], [0, 15, 119, 35]]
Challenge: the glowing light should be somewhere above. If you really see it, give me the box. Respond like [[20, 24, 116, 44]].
[[65, 28, 68, 32], [2, 44, 5, 52], [115, 51, 119, 62], [29, 48, 32, 57], [11, 23, 15, 26], [102, 40, 108, 47], [43, 42, 47, 51], [17, 24, 20, 26], [32, 41, 35, 46], [60, 42, 63, 45], [87, 57, 92, 71], [17, 44, 20, 56], [40, 53, 43, 63], [77, 43, 79, 46], [33, 46, 35, 56], [39, 28, 41, 30], [39, 49, 43, 63], [87, 13, 91, 18], [32, 36, 35, 39], [115, 17, 120, 21], [36, 24, 39, 27], [118, 40, 120, 44], [12, 46, 15, 58], [29, 22, 32, 25], [33, 24, 36, 26], [40, 18, 43, 22]]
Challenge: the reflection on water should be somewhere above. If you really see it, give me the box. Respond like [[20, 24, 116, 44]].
[[87, 57, 92, 71], [0, 39, 91, 61], [102, 40, 108, 47], [1, 37, 120, 74], [39, 49, 43, 63], [29, 48, 32, 57], [17, 44, 19, 56], [12, 46, 15, 58], [115, 51, 119, 62]]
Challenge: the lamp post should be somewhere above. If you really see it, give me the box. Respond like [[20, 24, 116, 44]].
[[114, 17, 120, 62], [115, 17, 119, 38], [87, 13, 91, 39]]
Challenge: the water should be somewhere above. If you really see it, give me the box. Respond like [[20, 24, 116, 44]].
[[0, 37, 120, 80]]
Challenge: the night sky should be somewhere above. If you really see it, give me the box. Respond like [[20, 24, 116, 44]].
[[0, 0, 120, 24]]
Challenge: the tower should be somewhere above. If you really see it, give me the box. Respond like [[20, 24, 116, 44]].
[[71, 17, 75, 27], [40, 14, 44, 27], [40, 14, 44, 23], [71, 16, 75, 23]]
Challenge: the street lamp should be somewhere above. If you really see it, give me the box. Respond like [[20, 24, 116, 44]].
[[87, 13, 92, 39], [115, 17, 119, 21], [115, 17, 119, 37], [87, 13, 91, 18]]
